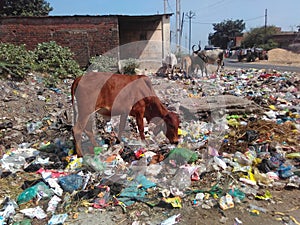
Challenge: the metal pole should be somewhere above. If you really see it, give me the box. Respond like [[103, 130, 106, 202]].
[[176, 0, 181, 53], [164, 0, 167, 14], [186, 11, 195, 54], [264, 8, 267, 44], [179, 12, 184, 54]]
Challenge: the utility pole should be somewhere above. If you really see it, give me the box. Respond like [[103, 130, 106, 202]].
[[264, 8, 267, 44], [176, 0, 181, 53], [186, 10, 195, 54], [164, 0, 167, 14], [179, 12, 184, 53]]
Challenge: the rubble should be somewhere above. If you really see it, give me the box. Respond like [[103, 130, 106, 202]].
[[0, 67, 299, 225]]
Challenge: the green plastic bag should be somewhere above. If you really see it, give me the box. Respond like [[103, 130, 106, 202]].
[[17, 182, 53, 205], [167, 148, 198, 164]]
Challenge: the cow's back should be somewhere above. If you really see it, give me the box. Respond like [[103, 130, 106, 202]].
[[97, 73, 155, 109], [73, 72, 156, 116]]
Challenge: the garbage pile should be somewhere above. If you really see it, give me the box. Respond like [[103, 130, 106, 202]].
[[0, 68, 299, 225]]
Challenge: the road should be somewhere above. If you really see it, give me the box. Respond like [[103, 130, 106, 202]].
[[224, 58, 300, 73]]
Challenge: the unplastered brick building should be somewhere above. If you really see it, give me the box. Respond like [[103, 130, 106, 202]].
[[0, 14, 172, 70]]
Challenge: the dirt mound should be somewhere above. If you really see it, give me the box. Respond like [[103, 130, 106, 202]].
[[268, 48, 300, 64]]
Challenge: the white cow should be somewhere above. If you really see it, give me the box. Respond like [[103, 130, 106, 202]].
[[164, 53, 178, 69], [201, 47, 224, 72], [163, 53, 177, 75]]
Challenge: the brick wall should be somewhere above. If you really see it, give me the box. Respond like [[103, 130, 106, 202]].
[[0, 16, 120, 66]]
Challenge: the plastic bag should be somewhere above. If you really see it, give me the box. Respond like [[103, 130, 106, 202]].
[[170, 168, 191, 191], [58, 174, 83, 193], [167, 148, 198, 164], [20, 206, 47, 219], [17, 182, 53, 205], [48, 214, 68, 225]]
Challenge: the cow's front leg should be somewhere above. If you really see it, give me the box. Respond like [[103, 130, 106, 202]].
[[135, 114, 145, 141], [118, 114, 128, 142]]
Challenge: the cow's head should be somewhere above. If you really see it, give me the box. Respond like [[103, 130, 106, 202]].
[[192, 44, 201, 54], [164, 111, 180, 144], [192, 44, 208, 63]]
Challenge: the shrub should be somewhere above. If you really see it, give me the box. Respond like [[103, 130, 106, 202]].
[[33, 41, 83, 86], [87, 55, 118, 73], [0, 41, 83, 85], [122, 58, 139, 75], [0, 43, 35, 79]]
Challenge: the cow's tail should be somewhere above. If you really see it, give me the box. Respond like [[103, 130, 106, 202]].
[[71, 76, 81, 125]]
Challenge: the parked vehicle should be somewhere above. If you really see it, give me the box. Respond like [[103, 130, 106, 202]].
[[237, 47, 268, 62]]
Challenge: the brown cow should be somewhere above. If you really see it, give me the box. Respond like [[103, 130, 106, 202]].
[[71, 72, 180, 157]]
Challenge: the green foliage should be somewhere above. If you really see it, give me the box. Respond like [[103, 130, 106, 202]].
[[122, 58, 139, 75], [87, 55, 118, 73], [242, 26, 279, 50], [0, 0, 53, 16], [87, 56, 140, 75], [0, 43, 35, 79], [209, 19, 245, 49], [33, 41, 83, 85], [0, 41, 82, 86]]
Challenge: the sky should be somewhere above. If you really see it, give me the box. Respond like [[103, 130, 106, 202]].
[[47, 0, 300, 50]]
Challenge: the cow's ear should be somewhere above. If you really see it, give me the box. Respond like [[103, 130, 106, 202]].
[[163, 113, 175, 127], [163, 113, 171, 121]]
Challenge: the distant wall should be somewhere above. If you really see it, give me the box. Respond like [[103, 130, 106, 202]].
[[272, 32, 300, 50], [0, 16, 119, 67], [0, 14, 171, 70], [118, 14, 171, 71]]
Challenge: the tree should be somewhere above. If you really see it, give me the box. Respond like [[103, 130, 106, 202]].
[[242, 25, 279, 50], [208, 19, 245, 49], [0, 0, 53, 16]]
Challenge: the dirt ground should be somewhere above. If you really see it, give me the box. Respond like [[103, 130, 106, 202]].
[[250, 48, 300, 67], [70, 189, 300, 225], [0, 49, 299, 225]]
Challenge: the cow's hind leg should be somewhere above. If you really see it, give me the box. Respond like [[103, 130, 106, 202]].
[[116, 114, 128, 143], [73, 115, 90, 157]]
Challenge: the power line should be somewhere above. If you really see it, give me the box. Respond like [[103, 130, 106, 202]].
[[203, 0, 226, 9], [188, 14, 265, 25], [193, 0, 234, 12], [191, 21, 216, 24], [244, 15, 265, 22]]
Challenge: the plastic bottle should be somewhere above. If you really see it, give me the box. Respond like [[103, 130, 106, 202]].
[[249, 204, 267, 213], [214, 156, 227, 170], [239, 185, 257, 196], [170, 168, 191, 190], [83, 155, 106, 173], [160, 214, 181, 225], [234, 151, 250, 165], [26, 121, 43, 134]]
